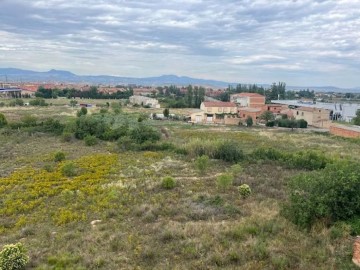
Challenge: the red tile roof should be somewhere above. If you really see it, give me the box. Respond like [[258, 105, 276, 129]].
[[202, 101, 236, 107]]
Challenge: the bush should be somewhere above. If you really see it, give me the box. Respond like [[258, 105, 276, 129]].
[[40, 118, 65, 135], [252, 147, 283, 161], [214, 141, 244, 163], [195, 155, 209, 174], [238, 184, 251, 198], [285, 150, 328, 170], [251, 148, 329, 170], [54, 151, 66, 162], [161, 176, 176, 189], [0, 242, 29, 270], [129, 124, 160, 144], [282, 161, 360, 229], [61, 162, 78, 177], [74, 115, 109, 140], [0, 113, 7, 128], [29, 98, 47, 106], [266, 121, 275, 127], [216, 173, 234, 191], [20, 115, 37, 127], [246, 116, 253, 127], [138, 142, 175, 151], [297, 119, 308, 128], [229, 164, 243, 176], [84, 135, 98, 146], [76, 107, 87, 117], [14, 99, 24, 106]]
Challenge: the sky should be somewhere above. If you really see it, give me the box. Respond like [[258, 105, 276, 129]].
[[1, 0, 360, 88]]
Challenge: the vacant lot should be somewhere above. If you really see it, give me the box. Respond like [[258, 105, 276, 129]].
[[0, 103, 359, 269]]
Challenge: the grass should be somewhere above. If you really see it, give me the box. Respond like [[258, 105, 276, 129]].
[[0, 102, 359, 269]]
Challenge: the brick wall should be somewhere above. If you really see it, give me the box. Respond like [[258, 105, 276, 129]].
[[330, 125, 360, 138]]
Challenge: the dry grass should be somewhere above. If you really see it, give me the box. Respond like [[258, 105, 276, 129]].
[[0, 104, 358, 269]]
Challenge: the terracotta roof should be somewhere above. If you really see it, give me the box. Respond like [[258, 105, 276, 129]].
[[233, 92, 265, 98], [202, 101, 236, 107]]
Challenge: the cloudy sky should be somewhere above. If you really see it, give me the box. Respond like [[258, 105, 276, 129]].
[[1, 0, 360, 87]]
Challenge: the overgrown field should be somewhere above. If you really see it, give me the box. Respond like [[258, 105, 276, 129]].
[[0, 103, 359, 269]]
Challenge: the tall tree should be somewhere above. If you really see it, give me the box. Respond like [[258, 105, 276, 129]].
[[186, 85, 193, 107]]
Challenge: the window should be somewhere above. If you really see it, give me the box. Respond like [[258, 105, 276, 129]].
[[301, 112, 304, 116], [297, 111, 299, 115]]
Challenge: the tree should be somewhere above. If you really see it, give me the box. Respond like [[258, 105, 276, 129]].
[[186, 85, 193, 107], [259, 111, 275, 123], [163, 108, 169, 118], [246, 116, 253, 127]]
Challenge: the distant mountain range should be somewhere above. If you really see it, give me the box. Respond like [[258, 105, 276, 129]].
[[1, 68, 359, 93]]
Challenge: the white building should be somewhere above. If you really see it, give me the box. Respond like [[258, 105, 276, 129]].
[[129, 95, 160, 108]]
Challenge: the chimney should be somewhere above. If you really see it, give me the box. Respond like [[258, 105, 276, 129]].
[[353, 236, 360, 267]]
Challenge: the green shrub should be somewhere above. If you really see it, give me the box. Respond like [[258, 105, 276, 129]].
[[282, 161, 360, 229], [0, 102, 5, 107], [54, 151, 66, 162], [76, 107, 87, 117], [0, 113, 7, 128], [41, 118, 65, 135], [229, 164, 243, 176], [161, 176, 176, 189], [129, 124, 160, 144], [266, 121, 275, 127], [216, 173, 234, 191], [195, 155, 209, 174], [74, 115, 109, 140], [139, 142, 175, 151], [238, 184, 251, 198], [214, 140, 244, 163], [84, 135, 98, 146], [20, 115, 37, 127], [61, 162, 78, 177], [252, 147, 283, 161], [14, 99, 24, 106], [0, 242, 29, 270], [297, 119, 308, 128], [246, 116, 253, 127], [29, 98, 47, 106], [285, 150, 328, 170]]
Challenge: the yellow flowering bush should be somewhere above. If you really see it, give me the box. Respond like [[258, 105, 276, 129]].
[[0, 154, 118, 231]]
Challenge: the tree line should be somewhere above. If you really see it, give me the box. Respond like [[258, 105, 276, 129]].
[[35, 86, 133, 99]]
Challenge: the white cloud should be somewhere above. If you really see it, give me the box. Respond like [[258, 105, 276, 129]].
[[1, 0, 360, 87]]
